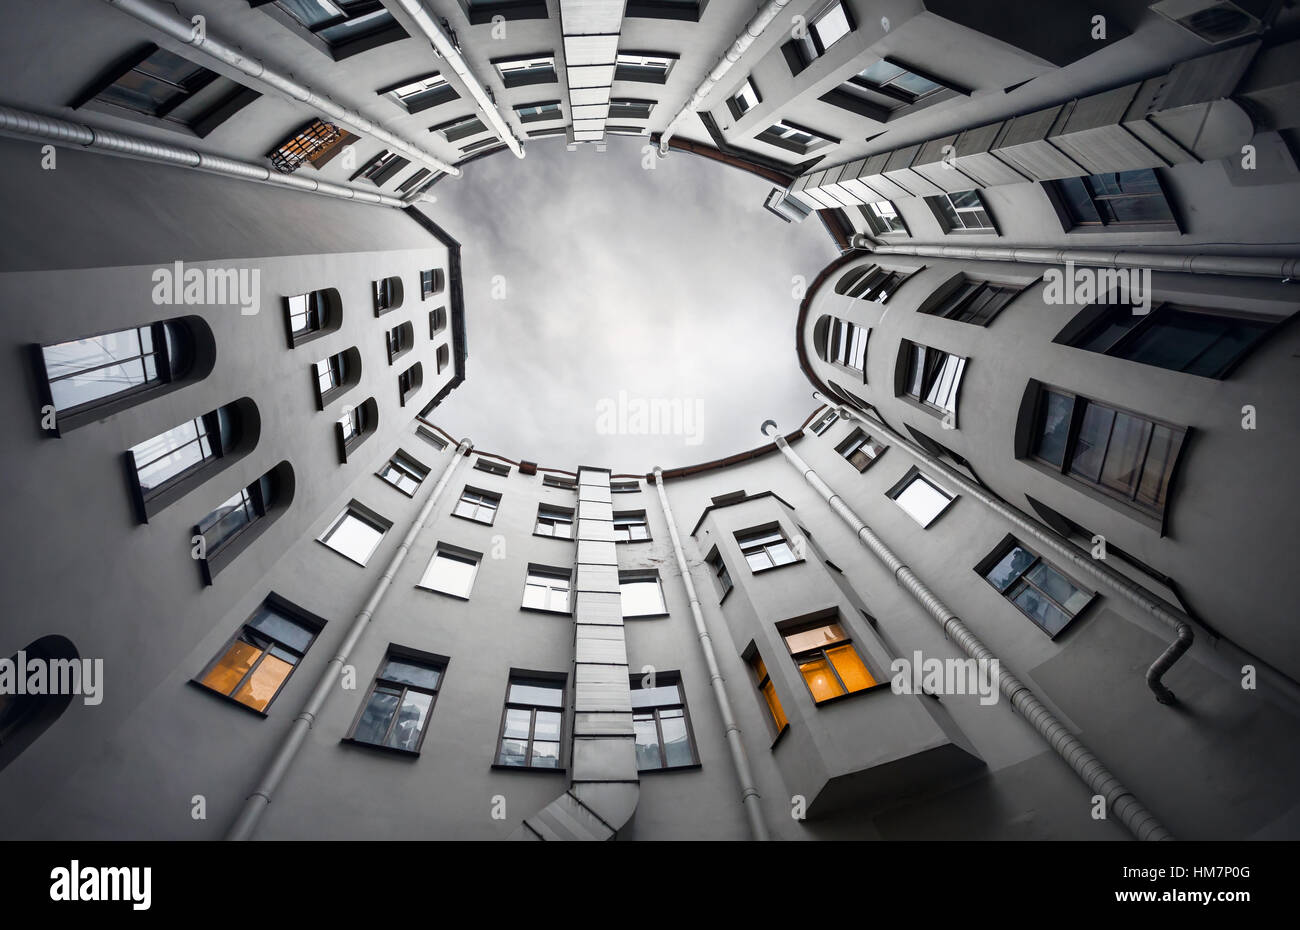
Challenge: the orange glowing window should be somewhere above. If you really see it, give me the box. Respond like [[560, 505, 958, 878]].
[[748, 652, 788, 735], [782, 620, 876, 703], [197, 599, 319, 713]]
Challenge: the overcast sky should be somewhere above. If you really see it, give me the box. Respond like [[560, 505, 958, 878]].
[[423, 135, 837, 473]]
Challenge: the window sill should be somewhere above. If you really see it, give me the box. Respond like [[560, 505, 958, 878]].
[[376, 477, 419, 498], [638, 762, 702, 775], [187, 679, 269, 718], [624, 611, 670, 620], [520, 605, 573, 618], [532, 531, 575, 542], [340, 737, 421, 758], [490, 763, 566, 774], [812, 680, 893, 708], [451, 512, 497, 528], [415, 584, 471, 602], [315, 538, 373, 568], [749, 558, 806, 577]]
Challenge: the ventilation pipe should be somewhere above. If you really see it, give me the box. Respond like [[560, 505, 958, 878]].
[[760, 421, 1172, 840], [657, 0, 792, 155], [0, 104, 409, 207], [101, 0, 462, 177], [857, 239, 1300, 281], [652, 467, 769, 840], [226, 440, 472, 841], [391, 0, 525, 159]]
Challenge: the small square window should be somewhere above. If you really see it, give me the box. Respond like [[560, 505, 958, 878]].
[[452, 486, 500, 525], [927, 190, 996, 234], [496, 674, 565, 768], [348, 651, 445, 753], [837, 428, 887, 471], [735, 525, 800, 572], [419, 545, 482, 599], [619, 571, 666, 618], [726, 78, 761, 120], [535, 504, 574, 538], [861, 201, 907, 236], [613, 510, 650, 542], [319, 503, 390, 566], [888, 468, 956, 528], [522, 566, 572, 613], [378, 451, 429, 497], [756, 119, 837, 156]]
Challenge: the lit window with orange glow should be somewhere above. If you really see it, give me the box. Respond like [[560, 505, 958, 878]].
[[196, 600, 319, 713], [781, 621, 876, 703], [747, 652, 788, 735]]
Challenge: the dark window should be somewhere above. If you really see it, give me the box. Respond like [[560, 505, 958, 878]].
[[631, 674, 698, 770], [746, 650, 787, 734], [725, 77, 760, 120], [781, 618, 876, 703], [271, 0, 405, 52], [900, 341, 966, 416], [430, 307, 448, 336], [860, 200, 907, 235], [756, 120, 837, 155], [397, 168, 433, 195], [625, 0, 700, 21], [373, 276, 403, 315], [337, 398, 378, 461], [1051, 169, 1175, 230], [285, 288, 340, 345], [496, 676, 564, 768], [1030, 388, 1186, 516], [421, 269, 445, 299], [809, 409, 838, 435], [417, 425, 449, 451], [0, 636, 79, 774], [382, 72, 456, 113], [543, 474, 578, 490], [837, 428, 887, 471], [475, 457, 509, 476], [735, 525, 798, 572], [434, 113, 488, 143], [922, 278, 1020, 326], [823, 317, 868, 373], [535, 505, 574, 538], [979, 538, 1094, 637], [351, 149, 408, 186], [349, 653, 444, 753], [614, 52, 676, 83], [609, 98, 654, 120], [495, 54, 557, 87], [397, 362, 423, 406], [706, 547, 733, 599], [386, 322, 414, 364], [314, 350, 349, 399], [130, 412, 219, 498], [613, 511, 650, 542], [378, 451, 429, 496], [849, 59, 948, 106], [514, 100, 563, 123], [835, 264, 912, 302], [927, 190, 995, 233], [195, 597, 321, 713], [39, 321, 194, 417], [436, 344, 450, 374], [453, 486, 501, 524]]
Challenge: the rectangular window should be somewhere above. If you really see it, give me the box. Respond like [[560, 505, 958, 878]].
[[475, 458, 510, 476], [268, 118, 354, 173], [384, 71, 456, 112], [837, 428, 887, 471], [851, 59, 948, 106], [827, 317, 868, 372], [522, 566, 572, 613], [452, 486, 500, 525], [287, 291, 326, 338], [1051, 169, 1175, 230], [352, 149, 408, 186], [130, 414, 217, 498], [494, 54, 557, 87], [613, 511, 650, 542], [706, 547, 733, 600], [349, 652, 444, 753], [543, 474, 578, 490], [421, 269, 445, 299], [1031, 388, 1186, 515], [535, 505, 575, 538], [860, 200, 906, 235], [631, 674, 697, 770], [496, 676, 564, 768], [810, 408, 839, 435], [726, 78, 761, 119], [927, 190, 995, 233], [41, 324, 169, 414], [272, 0, 404, 53], [378, 451, 429, 496], [611, 480, 640, 493], [314, 352, 348, 398], [198, 484, 264, 557], [318, 503, 389, 566], [1066, 304, 1274, 379], [836, 264, 914, 303], [746, 651, 788, 734], [922, 278, 1020, 326], [81, 45, 244, 129], [980, 538, 1094, 637], [434, 113, 487, 143], [900, 341, 966, 416], [614, 51, 676, 83], [756, 119, 837, 156], [888, 468, 956, 528], [196, 597, 321, 713], [781, 619, 876, 703], [620, 571, 666, 618], [608, 98, 654, 120], [791, 1, 853, 65], [419, 545, 481, 598], [736, 525, 799, 572], [513, 100, 563, 123], [416, 425, 448, 451]]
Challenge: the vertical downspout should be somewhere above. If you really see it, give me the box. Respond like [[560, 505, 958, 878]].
[[226, 439, 472, 840], [652, 467, 769, 841], [761, 423, 1173, 841]]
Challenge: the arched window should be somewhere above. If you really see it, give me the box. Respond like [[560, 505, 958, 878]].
[[421, 269, 446, 299], [386, 322, 415, 364], [399, 362, 424, 406], [34, 316, 215, 435], [436, 344, 450, 374], [126, 397, 261, 523], [194, 462, 294, 585], [337, 398, 379, 462], [313, 348, 362, 408], [373, 276, 404, 316], [0, 635, 79, 774], [430, 307, 448, 336], [835, 264, 913, 303], [284, 288, 342, 347], [813, 315, 831, 361]]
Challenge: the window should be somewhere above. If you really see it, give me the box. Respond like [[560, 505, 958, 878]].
[[129, 413, 218, 500], [927, 190, 995, 233], [421, 269, 445, 299], [373, 276, 403, 315], [837, 428, 887, 471], [611, 480, 640, 493], [386, 322, 414, 364], [284, 288, 340, 346], [756, 120, 837, 156], [351, 149, 408, 186], [606, 98, 653, 121], [397, 362, 422, 406], [319, 503, 389, 566], [397, 168, 433, 195], [314, 351, 347, 399], [1030, 388, 1186, 516], [823, 317, 868, 372], [888, 468, 956, 528], [419, 545, 481, 598], [461, 138, 504, 155], [851, 59, 947, 106], [194, 464, 289, 583], [514, 100, 563, 123], [475, 458, 509, 476], [349, 653, 444, 753], [706, 547, 733, 600], [535, 504, 574, 538], [980, 539, 1094, 637], [494, 54, 557, 87], [835, 264, 912, 303], [791, 1, 853, 65], [417, 425, 448, 451], [196, 597, 321, 713], [197, 485, 261, 558], [0, 635, 79, 774], [378, 451, 429, 496], [336, 398, 378, 461], [726, 78, 760, 120], [620, 571, 666, 618], [736, 525, 798, 572], [382, 72, 456, 113], [434, 113, 487, 143], [38, 320, 195, 418], [631, 674, 697, 770], [746, 651, 788, 734], [1051, 169, 1176, 230], [496, 676, 564, 768], [613, 511, 650, 542], [810, 409, 839, 435], [900, 341, 966, 416], [453, 486, 500, 525], [430, 306, 448, 336], [467, 0, 549, 23], [781, 619, 876, 703], [860, 200, 907, 235], [522, 567, 572, 613], [436, 344, 450, 374], [1064, 304, 1275, 379], [270, 0, 405, 55], [614, 52, 676, 83], [921, 278, 1020, 326], [268, 118, 356, 173], [625, 0, 700, 21], [544, 474, 578, 490]]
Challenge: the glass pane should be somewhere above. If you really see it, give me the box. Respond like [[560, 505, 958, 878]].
[[1183, 317, 1269, 378], [498, 737, 529, 766], [322, 511, 384, 564], [813, 3, 852, 49], [634, 716, 662, 769], [502, 708, 532, 740], [421, 551, 478, 596], [894, 476, 952, 527], [783, 623, 847, 654], [232, 653, 294, 712], [1012, 585, 1072, 636], [799, 657, 845, 703], [768, 541, 796, 566], [985, 545, 1034, 592], [248, 607, 314, 653], [1068, 402, 1115, 482], [200, 638, 263, 696], [892, 70, 941, 96], [761, 680, 787, 730], [1057, 177, 1100, 224], [380, 659, 441, 690], [529, 741, 561, 768], [631, 683, 682, 709], [1137, 425, 1182, 509], [1077, 306, 1141, 353], [858, 60, 904, 85], [508, 680, 564, 707], [1025, 562, 1086, 616], [533, 710, 562, 741], [660, 711, 692, 767], [826, 644, 875, 693], [1099, 412, 1152, 497], [353, 688, 400, 745], [1034, 391, 1074, 466], [318, 8, 395, 44], [131, 418, 207, 493], [384, 690, 432, 751], [620, 578, 664, 617], [276, 0, 343, 28]]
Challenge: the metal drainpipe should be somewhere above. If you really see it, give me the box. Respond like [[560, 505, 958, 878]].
[[391, 0, 525, 159], [657, 0, 792, 155], [652, 467, 769, 841], [101, 0, 462, 177], [226, 439, 472, 841], [0, 105, 409, 207], [761, 422, 1173, 841], [857, 239, 1300, 280]]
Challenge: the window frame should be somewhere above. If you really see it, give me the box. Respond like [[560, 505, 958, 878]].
[[897, 340, 967, 420], [418, 543, 483, 600], [612, 510, 651, 543], [452, 485, 501, 526], [630, 673, 700, 772], [926, 189, 998, 234], [836, 427, 887, 472], [975, 535, 1097, 639], [317, 501, 391, 567], [376, 450, 429, 497], [521, 565, 573, 614], [735, 523, 802, 574], [1045, 169, 1179, 233], [744, 647, 789, 742], [778, 615, 882, 706], [619, 570, 668, 618], [886, 466, 957, 528], [705, 546, 734, 602], [344, 648, 447, 755], [614, 51, 677, 83], [494, 673, 567, 770]]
